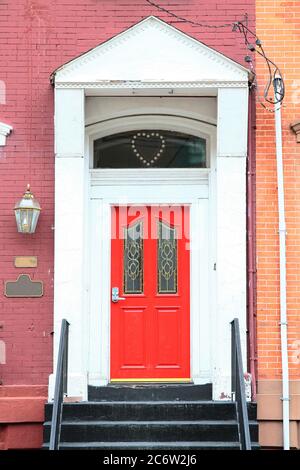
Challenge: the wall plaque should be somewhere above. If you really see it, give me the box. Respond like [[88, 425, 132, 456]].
[[5, 274, 43, 298], [14, 256, 38, 268]]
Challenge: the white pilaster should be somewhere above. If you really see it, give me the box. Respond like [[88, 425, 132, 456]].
[[49, 88, 88, 400], [213, 87, 248, 400]]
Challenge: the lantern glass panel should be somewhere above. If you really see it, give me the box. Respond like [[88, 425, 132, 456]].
[[15, 208, 40, 233]]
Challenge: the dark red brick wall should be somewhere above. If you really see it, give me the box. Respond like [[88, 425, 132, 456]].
[[0, 0, 255, 385]]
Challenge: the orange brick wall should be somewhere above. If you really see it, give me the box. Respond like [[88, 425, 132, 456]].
[[256, 0, 300, 380]]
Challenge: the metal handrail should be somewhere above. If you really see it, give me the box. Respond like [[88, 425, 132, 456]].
[[49, 319, 69, 450], [231, 318, 252, 450]]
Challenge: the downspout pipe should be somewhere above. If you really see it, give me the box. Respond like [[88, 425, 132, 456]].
[[273, 76, 290, 450], [247, 86, 257, 400]]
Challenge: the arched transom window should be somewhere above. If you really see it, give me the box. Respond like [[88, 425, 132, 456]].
[[93, 130, 207, 169]]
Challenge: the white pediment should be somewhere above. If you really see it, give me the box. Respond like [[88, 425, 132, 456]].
[[53, 16, 249, 87]]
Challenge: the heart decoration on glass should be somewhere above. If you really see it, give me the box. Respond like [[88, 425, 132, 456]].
[[131, 132, 165, 167]]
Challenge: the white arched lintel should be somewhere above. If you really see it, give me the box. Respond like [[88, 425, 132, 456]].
[[86, 113, 216, 171]]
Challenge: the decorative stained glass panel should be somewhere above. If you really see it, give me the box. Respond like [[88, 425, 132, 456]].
[[124, 222, 143, 294], [158, 221, 177, 294]]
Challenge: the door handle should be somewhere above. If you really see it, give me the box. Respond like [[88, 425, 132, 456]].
[[112, 287, 126, 303]]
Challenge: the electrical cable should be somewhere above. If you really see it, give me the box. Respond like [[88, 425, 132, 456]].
[[145, 0, 285, 110], [145, 0, 237, 28]]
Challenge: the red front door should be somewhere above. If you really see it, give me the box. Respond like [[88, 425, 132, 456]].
[[110, 205, 190, 380]]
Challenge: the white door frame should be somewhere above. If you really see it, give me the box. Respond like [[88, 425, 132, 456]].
[[86, 113, 215, 386], [88, 182, 210, 386]]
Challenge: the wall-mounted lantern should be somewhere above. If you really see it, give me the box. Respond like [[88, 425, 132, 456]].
[[14, 185, 41, 234]]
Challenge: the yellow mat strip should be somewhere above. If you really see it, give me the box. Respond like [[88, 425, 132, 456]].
[[110, 378, 192, 383]]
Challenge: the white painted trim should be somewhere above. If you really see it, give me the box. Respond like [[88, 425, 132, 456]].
[[85, 99, 217, 128], [50, 88, 88, 401], [55, 88, 85, 157], [56, 81, 248, 91], [88, 193, 210, 386], [0, 122, 12, 146], [90, 169, 209, 187], [217, 88, 249, 157], [190, 199, 211, 383], [212, 156, 247, 400], [86, 114, 215, 137], [90, 185, 209, 202]]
